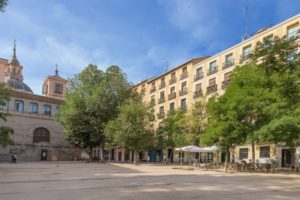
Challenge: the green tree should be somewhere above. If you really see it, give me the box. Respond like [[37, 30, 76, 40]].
[[251, 35, 300, 147], [0, 83, 14, 147], [0, 0, 8, 12], [162, 109, 188, 161], [202, 35, 300, 169], [108, 98, 153, 164], [202, 64, 276, 167], [58, 64, 132, 159], [104, 119, 118, 162], [185, 101, 207, 145]]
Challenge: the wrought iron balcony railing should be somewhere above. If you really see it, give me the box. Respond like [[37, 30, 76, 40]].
[[207, 68, 218, 76], [222, 79, 231, 89], [222, 61, 234, 69], [193, 90, 203, 98], [194, 73, 204, 81], [207, 84, 217, 94], [168, 92, 176, 100]]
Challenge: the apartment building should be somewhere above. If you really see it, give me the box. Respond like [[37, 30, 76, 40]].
[[134, 14, 300, 166]]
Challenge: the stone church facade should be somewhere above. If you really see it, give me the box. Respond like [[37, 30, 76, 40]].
[[0, 42, 80, 161]]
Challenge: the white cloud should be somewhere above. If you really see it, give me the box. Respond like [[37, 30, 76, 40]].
[[158, 0, 221, 43]]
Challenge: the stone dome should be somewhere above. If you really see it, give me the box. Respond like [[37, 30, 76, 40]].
[[5, 78, 33, 93]]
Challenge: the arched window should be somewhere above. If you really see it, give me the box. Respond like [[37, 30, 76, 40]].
[[14, 100, 24, 112], [33, 127, 50, 143]]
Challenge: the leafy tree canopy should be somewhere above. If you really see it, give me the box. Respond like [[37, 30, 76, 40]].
[[0, 0, 8, 12], [106, 97, 153, 164], [58, 64, 132, 154], [0, 83, 14, 147]]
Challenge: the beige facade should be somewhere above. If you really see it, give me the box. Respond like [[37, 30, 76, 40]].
[[134, 14, 300, 166], [0, 42, 80, 161], [42, 67, 68, 100]]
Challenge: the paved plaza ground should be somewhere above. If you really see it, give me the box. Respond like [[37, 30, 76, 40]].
[[0, 162, 300, 200]]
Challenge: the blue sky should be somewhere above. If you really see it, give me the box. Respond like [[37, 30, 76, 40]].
[[0, 0, 299, 94]]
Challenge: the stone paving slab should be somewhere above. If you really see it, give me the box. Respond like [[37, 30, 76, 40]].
[[0, 162, 299, 200]]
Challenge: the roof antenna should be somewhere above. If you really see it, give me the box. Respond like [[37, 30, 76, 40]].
[[242, 6, 249, 41], [164, 61, 169, 73]]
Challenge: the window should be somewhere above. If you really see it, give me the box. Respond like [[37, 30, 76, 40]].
[[224, 72, 232, 81], [170, 72, 177, 84], [287, 50, 297, 62], [169, 102, 175, 110], [287, 24, 299, 39], [225, 54, 233, 63], [171, 72, 176, 79], [181, 82, 187, 91], [209, 61, 217, 71], [141, 84, 146, 94], [260, 146, 270, 158], [158, 122, 164, 134], [151, 82, 156, 91], [29, 102, 38, 113], [181, 98, 187, 109], [263, 35, 273, 45], [160, 91, 165, 99], [195, 83, 202, 92], [170, 86, 175, 94], [54, 83, 63, 94], [160, 78, 165, 86], [159, 106, 164, 114], [150, 109, 154, 116], [196, 67, 203, 76], [43, 105, 51, 115], [239, 148, 249, 159], [208, 78, 216, 86], [0, 99, 8, 110], [150, 95, 155, 105], [14, 100, 24, 112], [150, 109, 155, 121], [33, 127, 50, 143], [243, 45, 251, 56], [55, 106, 61, 116], [182, 66, 187, 73]]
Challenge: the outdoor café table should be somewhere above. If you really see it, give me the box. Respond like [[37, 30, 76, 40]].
[[247, 163, 256, 171]]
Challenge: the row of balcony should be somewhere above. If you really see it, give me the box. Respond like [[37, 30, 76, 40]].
[[150, 106, 188, 121], [150, 73, 189, 93], [148, 77, 232, 95], [146, 54, 250, 95], [150, 80, 231, 105]]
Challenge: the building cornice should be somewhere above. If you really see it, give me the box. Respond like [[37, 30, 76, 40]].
[[10, 90, 64, 104]]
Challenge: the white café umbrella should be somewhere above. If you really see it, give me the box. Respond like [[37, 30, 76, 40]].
[[199, 145, 219, 152], [181, 145, 202, 152], [175, 145, 202, 166]]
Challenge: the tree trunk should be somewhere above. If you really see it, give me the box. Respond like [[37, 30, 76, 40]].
[[251, 141, 255, 164], [225, 149, 229, 172], [108, 148, 111, 163], [133, 150, 138, 165], [88, 146, 93, 162], [129, 151, 132, 163], [99, 142, 104, 161], [170, 148, 174, 163]]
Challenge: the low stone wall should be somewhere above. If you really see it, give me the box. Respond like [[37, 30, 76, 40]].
[[0, 144, 81, 162]]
